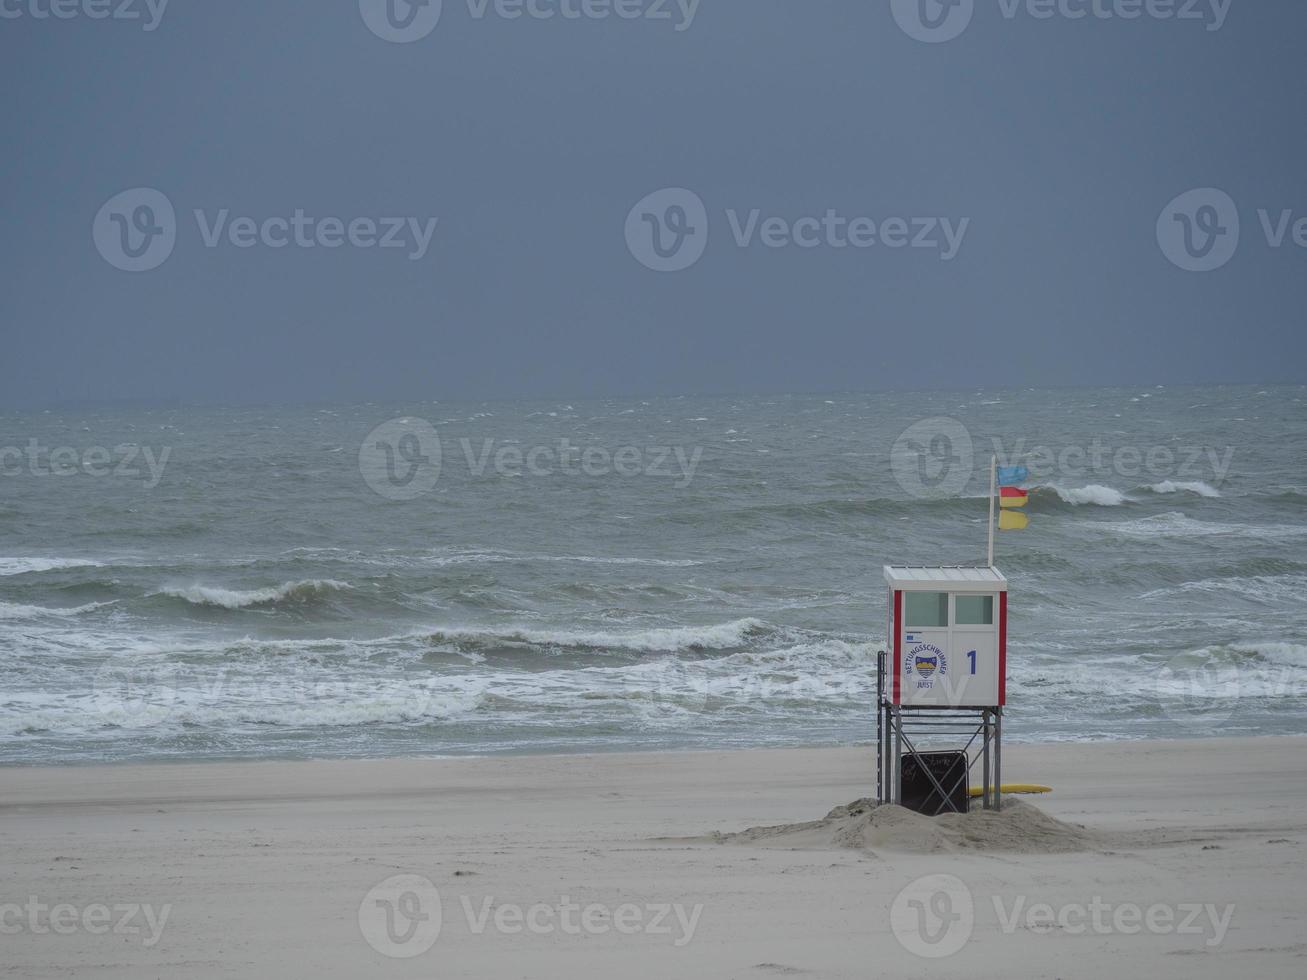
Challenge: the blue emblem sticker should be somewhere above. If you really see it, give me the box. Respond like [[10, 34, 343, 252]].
[[904, 643, 948, 690]]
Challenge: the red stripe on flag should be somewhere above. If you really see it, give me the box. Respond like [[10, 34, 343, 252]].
[[1000, 486, 1027, 498]]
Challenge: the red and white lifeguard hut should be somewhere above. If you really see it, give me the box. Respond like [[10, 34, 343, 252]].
[[878, 566, 1009, 812], [885, 566, 1007, 708]]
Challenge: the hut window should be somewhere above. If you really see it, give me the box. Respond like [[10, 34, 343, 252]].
[[955, 594, 995, 625], [904, 591, 948, 628]]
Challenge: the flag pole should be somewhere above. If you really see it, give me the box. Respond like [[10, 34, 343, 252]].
[[987, 454, 996, 568]]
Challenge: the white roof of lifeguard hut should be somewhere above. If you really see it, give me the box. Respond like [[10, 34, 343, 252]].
[[883, 566, 1008, 592]]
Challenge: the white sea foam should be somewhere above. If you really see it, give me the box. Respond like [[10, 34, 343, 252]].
[[4, 624, 1297, 746], [1012, 644, 1307, 704], [477, 635, 878, 728], [422, 552, 707, 568], [282, 549, 706, 569], [0, 557, 104, 577], [423, 617, 771, 654], [1141, 575, 1307, 605], [6, 682, 485, 736], [0, 600, 115, 620], [1146, 642, 1307, 706], [1231, 641, 1307, 667], [1146, 480, 1221, 498], [1106, 512, 1307, 540], [527, 554, 705, 567], [155, 579, 352, 609]]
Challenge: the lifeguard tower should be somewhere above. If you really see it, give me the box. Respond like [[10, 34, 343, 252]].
[[877, 566, 1008, 812]]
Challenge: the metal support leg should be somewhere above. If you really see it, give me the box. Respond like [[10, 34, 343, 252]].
[[876, 711, 882, 805], [994, 707, 1003, 812], [892, 707, 902, 805], [883, 702, 892, 804], [876, 652, 884, 806], [981, 709, 991, 811]]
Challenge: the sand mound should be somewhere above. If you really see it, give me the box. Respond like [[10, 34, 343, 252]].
[[704, 797, 1092, 854]]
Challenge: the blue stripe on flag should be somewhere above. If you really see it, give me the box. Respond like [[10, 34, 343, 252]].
[[997, 465, 1029, 484]]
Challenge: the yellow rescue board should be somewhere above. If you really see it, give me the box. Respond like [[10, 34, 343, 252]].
[[967, 784, 1051, 797]]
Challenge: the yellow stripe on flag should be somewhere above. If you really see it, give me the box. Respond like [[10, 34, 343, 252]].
[[999, 496, 1027, 509], [999, 510, 1029, 530]]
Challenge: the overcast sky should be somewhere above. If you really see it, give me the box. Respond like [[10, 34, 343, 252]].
[[2, 0, 1303, 409]]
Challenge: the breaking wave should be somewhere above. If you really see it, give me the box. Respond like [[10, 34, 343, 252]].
[[154, 580, 352, 609], [419, 618, 775, 656], [1042, 484, 1128, 507], [0, 557, 105, 577], [1144, 480, 1221, 498], [0, 600, 115, 620]]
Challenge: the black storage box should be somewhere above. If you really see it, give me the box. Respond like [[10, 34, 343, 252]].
[[900, 750, 969, 815]]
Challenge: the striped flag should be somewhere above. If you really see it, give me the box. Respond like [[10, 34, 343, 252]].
[[988, 456, 1031, 563], [999, 486, 1028, 509]]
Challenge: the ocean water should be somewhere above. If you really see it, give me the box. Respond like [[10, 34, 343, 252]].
[[2, 385, 1305, 765]]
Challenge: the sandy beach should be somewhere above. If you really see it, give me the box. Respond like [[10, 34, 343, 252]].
[[1, 735, 1304, 978]]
